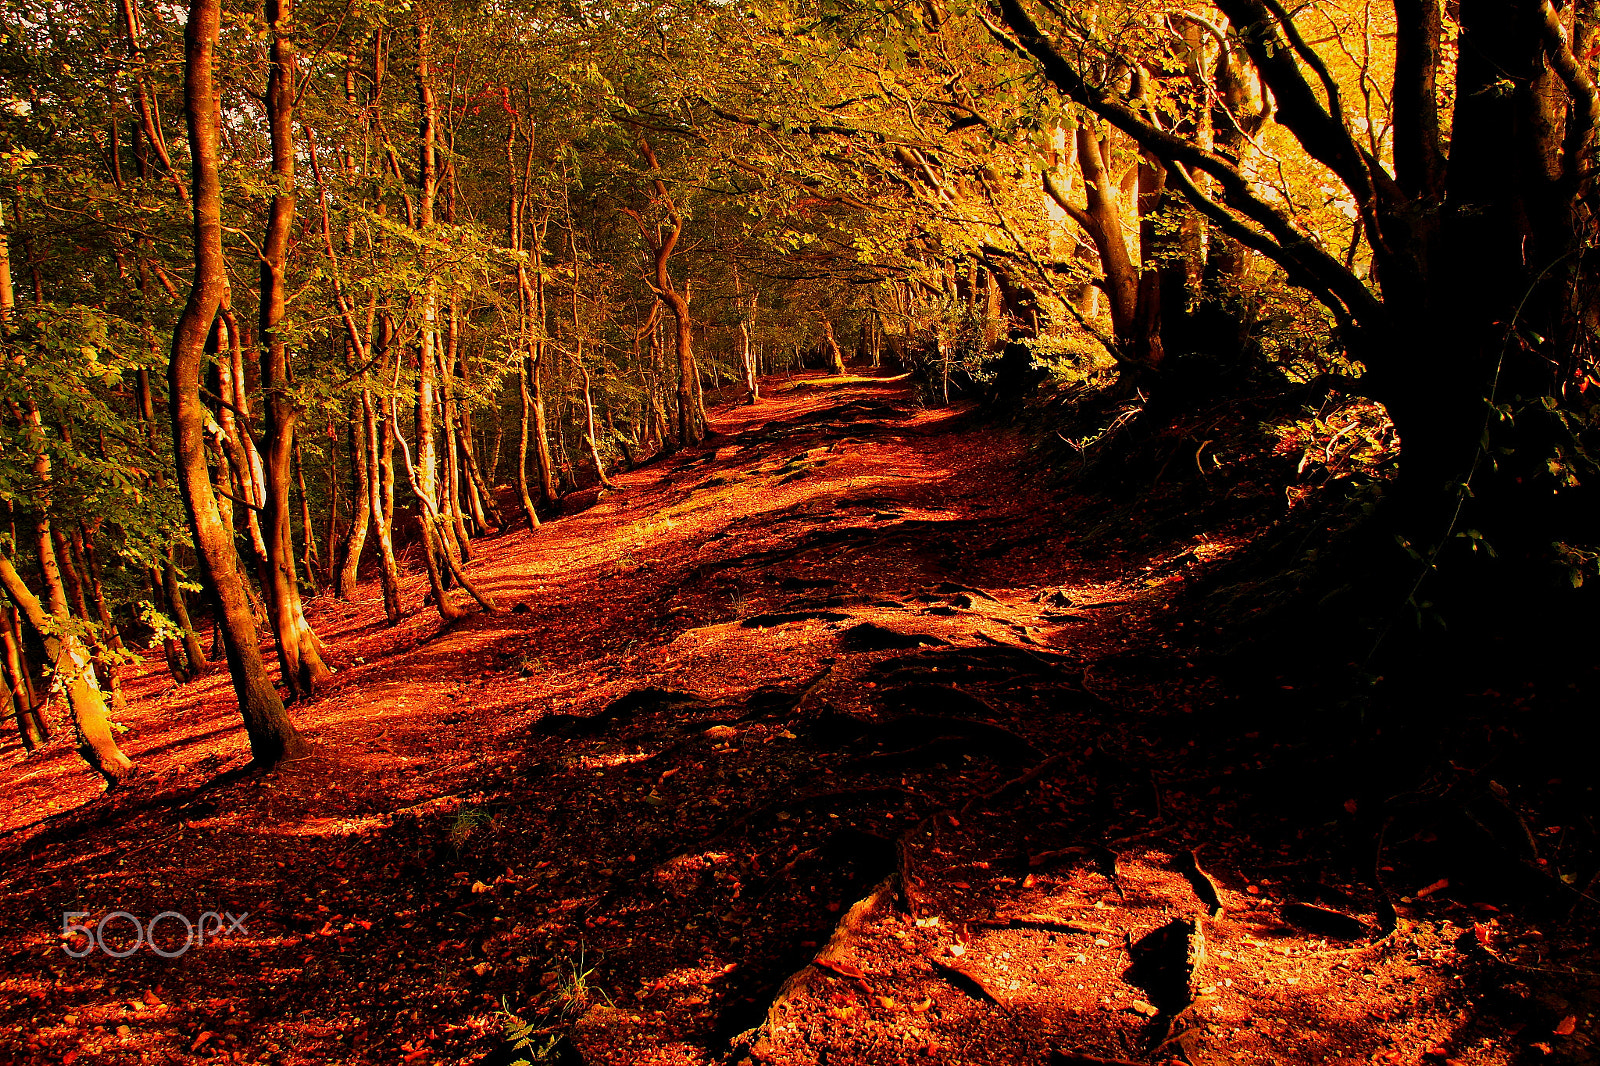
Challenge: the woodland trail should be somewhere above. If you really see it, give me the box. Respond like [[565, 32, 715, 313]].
[[0, 373, 1559, 1066]]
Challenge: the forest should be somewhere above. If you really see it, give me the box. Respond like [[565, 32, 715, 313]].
[[1, 0, 1597, 1062]]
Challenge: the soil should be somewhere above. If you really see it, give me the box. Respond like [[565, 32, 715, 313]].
[[1, 371, 1595, 1066]]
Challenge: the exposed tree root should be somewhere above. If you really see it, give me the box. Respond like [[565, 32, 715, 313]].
[[731, 874, 901, 1062]]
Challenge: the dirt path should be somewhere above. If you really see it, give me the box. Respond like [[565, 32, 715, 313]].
[[0, 374, 1568, 1065]]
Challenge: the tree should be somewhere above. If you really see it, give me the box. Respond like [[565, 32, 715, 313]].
[[990, 0, 1600, 557], [169, 0, 305, 766]]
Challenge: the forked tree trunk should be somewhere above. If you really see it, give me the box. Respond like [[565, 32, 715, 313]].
[[171, 0, 305, 765], [624, 138, 701, 447]]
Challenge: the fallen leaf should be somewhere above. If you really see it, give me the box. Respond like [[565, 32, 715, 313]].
[[1554, 1016, 1577, 1036], [814, 958, 865, 980]]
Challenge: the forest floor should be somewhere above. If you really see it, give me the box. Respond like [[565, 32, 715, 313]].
[[1, 371, 1595, 1066]]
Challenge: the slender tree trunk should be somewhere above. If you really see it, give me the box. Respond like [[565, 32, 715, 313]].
[[366, 377, 403, 622], [148, 566, 190, 684], [77, 524, 126, 654], [294, 440, 320, 594], [163, 555, 207, 674], [323, 422, 339, 585], [530, 271, 559, 504], [2, 606, 47, 750], [439, 301, 475, 549], [740, 314, 758, 401], [581, 363, 615, 489], [337, 407, 372, 599], [391, 389, 497, 618], [411, 8, 462, 618], [454, 350, 499, 529], [172, 0, 305, 765], [259, 0, 332, 698], [823, 318, 846, 374], [458, 405, 500, 529], [516, 355, 541, 528]]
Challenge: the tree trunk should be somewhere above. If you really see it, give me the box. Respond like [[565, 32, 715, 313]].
[[739, 291, 758, 401], [77, 524, 126, 654], [823, 318, 846, 374], [323, 422, 339, 586], [294, 439, 320, 594], [337, 405, 371, 598], [626, 138, 701, 446], [516, 355, 542, 528], [530, 276, 559, 504], [0, 554, 132, 784], [367, 378, 404, 622], [439, 300, 475, 549], [455, 353, 500, 529], [163, 555, 207, 675], [259, 0, 332, 698], [2, 605, 47, 750], [581, 363, 615, 489], [171, 0, 305, 765], [55, 527, 127, 713], [411, 8, 465, 618]]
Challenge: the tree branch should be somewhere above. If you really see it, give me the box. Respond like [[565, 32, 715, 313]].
[[990, 0, 1382, 328]]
